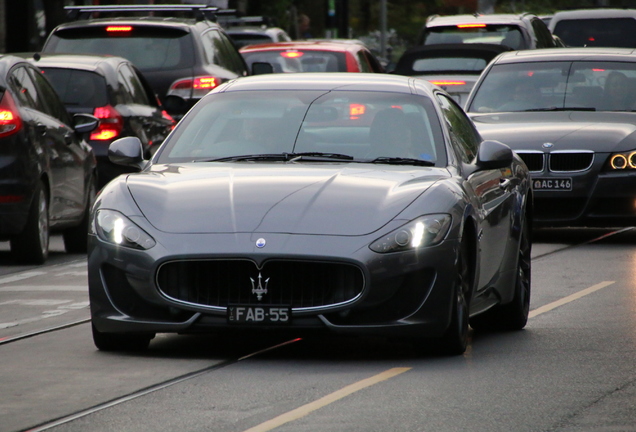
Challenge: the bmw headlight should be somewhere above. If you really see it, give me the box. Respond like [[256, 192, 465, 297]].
[[608, 150, 636, 170], [370, 214, 452, 253], [93, 209, 156, 250]]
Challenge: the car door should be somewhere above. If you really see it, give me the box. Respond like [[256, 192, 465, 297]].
[[7, 65, 70, 222], [27, 65, 88, 221], [436, 93, 515, 291]]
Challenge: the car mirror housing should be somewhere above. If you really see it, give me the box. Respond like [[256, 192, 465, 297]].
[[73, 113, 99, 135], [475, 140, 513, 171], [108, 136, 146, 169]]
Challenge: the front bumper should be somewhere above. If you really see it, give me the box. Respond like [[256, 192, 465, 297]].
[[88, 230, 459, 339]]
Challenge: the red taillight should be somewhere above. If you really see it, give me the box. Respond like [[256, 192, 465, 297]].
[[428, 80, 467, 86], [106, 26, 132, 32], [457, 23, 487, 28], [349, 103, 366, 119], [0, 91, 23, 138], [91, 105, 123, 141], [281, 51, 303, 58], [168, 76, 219, 99], [162, 110, 176, 130]]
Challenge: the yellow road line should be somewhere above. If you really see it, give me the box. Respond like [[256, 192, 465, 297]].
[[242, 367, 411, 432], [529, 281, 615, 318]]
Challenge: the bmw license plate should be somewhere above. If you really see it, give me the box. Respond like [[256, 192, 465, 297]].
[[227, 305, 291, 324], [533, 178, 572, 191]]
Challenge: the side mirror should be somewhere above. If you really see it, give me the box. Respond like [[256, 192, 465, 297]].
[[73, 113, 99, 135], [109, 136, 146, 169], [251, 62, 274, 75], [162, 95, 189, 116], [475, 140, 513, 171]]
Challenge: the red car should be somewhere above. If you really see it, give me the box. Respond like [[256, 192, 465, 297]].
[[239, 40, 385, 74]]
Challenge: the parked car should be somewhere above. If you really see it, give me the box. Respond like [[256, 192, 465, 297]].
[[226, 26, 292, 48], [240, 40, 385, 73], [393, 43, 512, 107], [465, 47, 636, 227], [0, 55, 98, 264], [548, 8, 636, 48], [417, 13, 559, 50], [30, 53, 175, 189], [88, 72, 532, 354], [40, 4, 249, 117]]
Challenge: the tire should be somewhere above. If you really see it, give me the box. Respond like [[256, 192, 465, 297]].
[[438, 235, 472, 355], [92, 323, 154, 351], [470, 215, 531, 331], [63, 176, 96, 254], [11, 182, 49, 264]]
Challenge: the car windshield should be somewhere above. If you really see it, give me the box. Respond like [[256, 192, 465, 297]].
[[241, 51, 346, 73], [156, 90, 446, 165], [423, 25, 524, 49], [45, 27, 194, 71], [553, 18, 636, 47], [40, 68, 108, 110], [468, 61, 636, 113]]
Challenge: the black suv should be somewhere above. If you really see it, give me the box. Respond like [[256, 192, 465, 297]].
[[41, 4, 249, 117], [548, 9, 636, 48], [30, 53, 176, 189], [417, 13, 559, 50], [0, 55, 98, 264]]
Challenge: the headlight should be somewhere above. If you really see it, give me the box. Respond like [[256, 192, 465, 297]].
[[370, 214, 452, 253], [93, 209, 156, 250], [608, 151, 636, 170]]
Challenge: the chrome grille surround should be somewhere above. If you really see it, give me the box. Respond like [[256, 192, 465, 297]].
[[156, 258, 365, 313]]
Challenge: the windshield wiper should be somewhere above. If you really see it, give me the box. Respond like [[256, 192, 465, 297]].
[[523, 107, 596, 112], [368, 157, 435, 167], [196, 152, 354, 163]]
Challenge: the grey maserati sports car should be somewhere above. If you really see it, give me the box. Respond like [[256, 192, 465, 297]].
[[88, 73, 532, 355]]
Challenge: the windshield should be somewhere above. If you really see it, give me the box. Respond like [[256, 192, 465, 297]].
[[468, 61, 636, 113], [423, 25, 524, 49], [155, 90, 446, 165]]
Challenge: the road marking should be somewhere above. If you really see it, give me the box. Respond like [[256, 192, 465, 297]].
[[0, 271, 47, 285], [241, 367, 411, 432], [0, 301, 89, 329], [529, 281, 615, 318], [0, 285, 86, 292]]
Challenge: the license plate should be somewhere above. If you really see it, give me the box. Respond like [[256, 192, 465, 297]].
[[227, 305, 291, 324], [533, 178, 572, 191]]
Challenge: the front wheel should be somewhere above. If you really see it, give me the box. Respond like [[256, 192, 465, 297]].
[[11, 182, 49, 264], [92, 323, 154, 351]]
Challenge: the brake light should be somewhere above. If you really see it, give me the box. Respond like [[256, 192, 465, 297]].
[[0, 91, 23, 138], [168, 76, 219, 99], [281, 51, 303, 58], [428, 80, 466, 86], [349, 103, 366, 119], [91, 105, 123, 141], [162, 110, 176, 130], [457, 23, 487, 28], [106, 26, 132, 32]]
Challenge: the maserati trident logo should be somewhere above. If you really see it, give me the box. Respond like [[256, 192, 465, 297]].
[[250, 272, 269, 301]]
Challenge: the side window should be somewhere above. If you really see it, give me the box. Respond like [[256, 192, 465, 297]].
[[531, 18, 556, 48], [119, 64, 150, 106], [356, 51, 372, 72], [27, 66, 71, 125], [436, 93, 480, 163], [201, 30, 219, 66], [8, 66, 41, 110], [218, 31, 248, 75]]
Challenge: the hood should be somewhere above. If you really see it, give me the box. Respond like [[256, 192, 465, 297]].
[[127, 163, 446, 235], [470, 111, 636, 152]]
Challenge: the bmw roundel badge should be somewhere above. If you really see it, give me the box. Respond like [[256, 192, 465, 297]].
[[256, 238, 266, 248], [542, 142, 554, 149]]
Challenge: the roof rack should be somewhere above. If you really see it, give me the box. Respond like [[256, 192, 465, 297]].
[[64, 4, 220, 22]]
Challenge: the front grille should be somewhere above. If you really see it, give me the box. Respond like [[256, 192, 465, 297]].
[[156, 259, 364, 310], [517, 152, 544, 172], [549, 152, 594, 172]]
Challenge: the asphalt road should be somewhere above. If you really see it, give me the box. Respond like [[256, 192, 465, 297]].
[[0, 229, 635, 432]]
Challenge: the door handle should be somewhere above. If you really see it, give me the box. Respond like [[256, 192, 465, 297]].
[[499, 178, 512, 190]]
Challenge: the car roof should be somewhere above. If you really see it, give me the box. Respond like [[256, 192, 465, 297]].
[[214, 72, 430, 94], [489, 46, 636, 64], [426, 13, 536, 27], [239, 40, 370, 53], [30, 53, 129, 70]]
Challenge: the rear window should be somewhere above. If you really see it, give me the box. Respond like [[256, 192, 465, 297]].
[[44, 26, 194, 71], [423, 25, 524, 49], [229, 34, 273, 48], [552, 18, 636, 47], [412, 57, 488, 73], [241, 50, 346, 73], [40, 68, 108, 109]]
